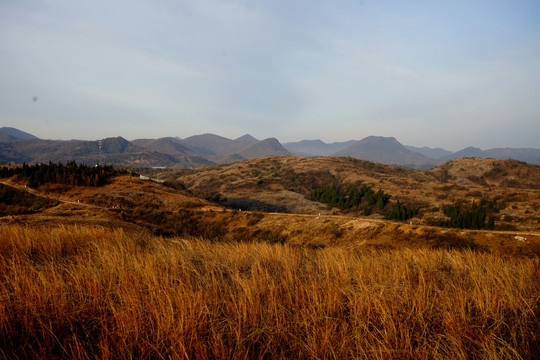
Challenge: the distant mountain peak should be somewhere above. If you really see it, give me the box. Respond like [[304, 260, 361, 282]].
[[236, 134, 258, 142], [463, 146, 482, 151], [334, 136, 439, 168], [3, 130, 539, 168], [0, 127, 39, 140], [237, 137, 291, 160], [362, 135, 399, 144]]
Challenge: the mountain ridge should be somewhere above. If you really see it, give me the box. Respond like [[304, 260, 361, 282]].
[[1, 127, 539, 167]]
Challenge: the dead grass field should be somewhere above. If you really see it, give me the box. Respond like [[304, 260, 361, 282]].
[[1, 224, 538, 359]]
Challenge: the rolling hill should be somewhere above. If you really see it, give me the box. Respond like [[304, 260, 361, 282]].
[[165, 155, 540, 231]]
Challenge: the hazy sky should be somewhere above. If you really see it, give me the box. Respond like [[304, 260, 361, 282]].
[[1, 0, 539, 150]]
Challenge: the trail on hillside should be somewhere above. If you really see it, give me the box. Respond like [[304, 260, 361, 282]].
[[1, 180, 110, 211]]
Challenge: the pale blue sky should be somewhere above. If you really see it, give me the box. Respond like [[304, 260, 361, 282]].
[[1, 0, 539, 150]]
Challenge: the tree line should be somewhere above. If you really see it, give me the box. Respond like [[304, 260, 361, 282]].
[[0, 161, 127, 188], [385, 200, 418, 221], [310, 184, 417, 220], [441, 199, 497, 230]]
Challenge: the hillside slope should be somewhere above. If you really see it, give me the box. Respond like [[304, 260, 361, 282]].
[[165, 156, 540, 231], [429, 158, 540, 189]]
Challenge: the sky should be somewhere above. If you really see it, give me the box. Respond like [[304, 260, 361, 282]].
[[1, 0, 539, 151]]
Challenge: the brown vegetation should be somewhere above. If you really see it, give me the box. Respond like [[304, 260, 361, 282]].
[[1, 224, 538, 359]]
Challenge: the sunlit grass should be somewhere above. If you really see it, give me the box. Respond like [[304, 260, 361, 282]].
[[0, 224, 538, 359]]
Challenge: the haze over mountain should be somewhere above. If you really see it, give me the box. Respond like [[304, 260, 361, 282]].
[[283, 140, 357, 157], [334, 136, 439, 168], [131, 137, 195, 157], [404, 145, 454, 159], [163, 133, 289, 163], [441, 147, 540, 164], [0, 136, 181, 167], [1, 127, 539, 168], [0, 129, 290, 168], [236, 138, 290, 160], [179, 134, 249, 157]]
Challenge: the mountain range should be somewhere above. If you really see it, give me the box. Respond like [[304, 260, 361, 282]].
[[284, 137, 540, 167], [1, 127, 539, 168]]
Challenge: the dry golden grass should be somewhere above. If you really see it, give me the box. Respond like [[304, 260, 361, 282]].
[[1, 224, 538, 359]]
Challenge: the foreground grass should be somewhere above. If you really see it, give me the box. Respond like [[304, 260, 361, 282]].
[[0, 225, 538, 359]]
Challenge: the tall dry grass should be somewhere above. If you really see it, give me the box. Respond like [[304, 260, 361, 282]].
[[0, 224, 538, 359]]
